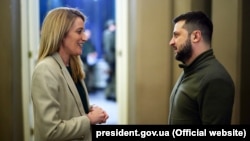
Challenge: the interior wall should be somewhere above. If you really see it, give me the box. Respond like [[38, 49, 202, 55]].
[[132, 0, 172, 124], [0, 0, 24, 140], [212, 0, 241, 124]]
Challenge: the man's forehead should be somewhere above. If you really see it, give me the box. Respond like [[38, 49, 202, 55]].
[[173, 20, 185, 31]]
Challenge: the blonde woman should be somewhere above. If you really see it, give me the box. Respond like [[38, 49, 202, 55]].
[[31, 7, 108, 141]]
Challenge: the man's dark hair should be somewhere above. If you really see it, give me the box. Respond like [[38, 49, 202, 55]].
[[173, 11, 213, 45]]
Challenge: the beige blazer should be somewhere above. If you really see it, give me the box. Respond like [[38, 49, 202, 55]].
[[31, 53, 91, 141]]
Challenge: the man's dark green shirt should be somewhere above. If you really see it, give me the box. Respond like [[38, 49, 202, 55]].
[[168, 49, 235, 124]]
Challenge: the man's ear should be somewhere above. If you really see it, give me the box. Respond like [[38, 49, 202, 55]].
[[191, 30, 201, 43]]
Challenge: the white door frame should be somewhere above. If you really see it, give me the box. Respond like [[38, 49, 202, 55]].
[[116, 0, 138, 124], [21, 0, 39, 140]]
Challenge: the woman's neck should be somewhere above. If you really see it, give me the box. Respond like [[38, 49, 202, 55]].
[[58, 49, 70, 66]]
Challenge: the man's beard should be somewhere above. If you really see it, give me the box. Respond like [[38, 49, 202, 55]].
[[175, 38, 192, 63]]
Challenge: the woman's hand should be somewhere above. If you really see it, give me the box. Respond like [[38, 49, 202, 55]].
[[87, 105, 109, 124]]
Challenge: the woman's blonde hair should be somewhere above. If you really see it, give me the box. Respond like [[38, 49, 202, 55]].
[[38, 7, 86, 82]]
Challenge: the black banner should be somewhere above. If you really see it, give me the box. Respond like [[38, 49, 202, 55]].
[[92, 125, 250, 140]]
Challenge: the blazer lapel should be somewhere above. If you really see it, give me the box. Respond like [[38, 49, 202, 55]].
[[52, 53, 85, 115]]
